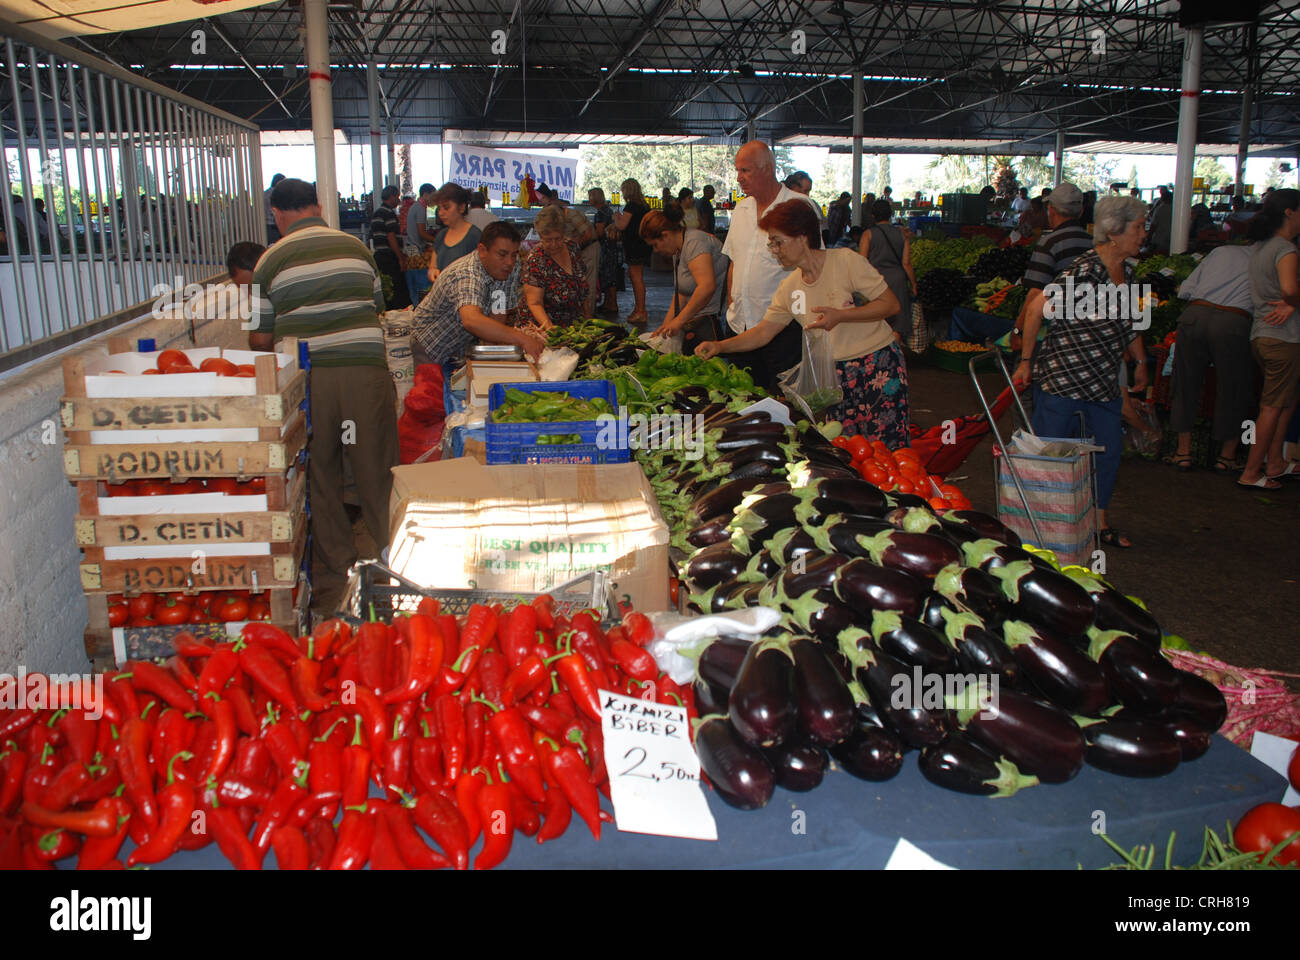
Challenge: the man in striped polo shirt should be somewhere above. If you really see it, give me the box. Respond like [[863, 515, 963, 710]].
[[250, 178, 399, 616]]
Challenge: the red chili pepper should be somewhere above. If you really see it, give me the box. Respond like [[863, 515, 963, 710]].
[[476, 649, 509, 705], [382, 613, 443, 704], [474, 767, 514, 870], [105, 671, 139, 719], [542, 737, 602, 840], [388, 631, 410, 695], [234, 736, 273, 786], [353, 686, 389, 763], [463, 699, 488, 772], [518, 703, 584, 744], [264, 711, 307, 781], [434, 694, 466, 784], [609, 637, 659, 682], [271, 824, 310, 870], [224, 685, 259, 737], [174, 634, 215, 659], [214, 776, 272, 808], [116, 714, 159, 830], [458, 605, 498, 674], [367, 800, 409, 870], [356, 621, 391, 696], [75, 796, 132, 869], [127, 751, 196, 866], [200, 790, 262, 870], [291, 657, 333, 713], [622, 611, 654, 647], [32, 826, 81, 862], [127, 659, 198, 713], [155, 707, 198, 777], [22, 796, 119, 836], [410, 790, 470, 870], [553, 654, 604, 722], [241, 622, 304, 663], [197, 695, 237, 788], [197, 645, 240, 703], [434, 614, 460, 668], [416, 596, 441, 617], [333, 649, 361, 699], [57, 710, 96, 767], [532, 594, 556, 631], [535, 740, 573, 844], [69, 758, 121, 807], [380, 717, 412, 800], [427, 657, 472, 699], [582, 718, 608, 787], [412, 731, 444, 795], [251, 761, 309, 856], [329, 804, 376, 870], [508, 781, 541, 837], [455, 768, 488, 846], [236, 639, 300, 715], [305, 815, 335, 869], [0, 707, 36, 742], [501, 605, 539, 669], [383, 802, 450, 869], [39, 761, 91, 812], [501, 656, 548, 704], [342, 717, 371, 809], [476, 696, 548, 805], [308, 738, 343, 822], [167, 654, 200, 694]]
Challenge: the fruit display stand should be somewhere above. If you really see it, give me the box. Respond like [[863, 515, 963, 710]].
[[61, 337, 311, 668]]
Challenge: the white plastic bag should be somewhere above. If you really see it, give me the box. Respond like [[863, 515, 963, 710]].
[[641, 328, 683, 355], [644, 608, 783, 685], [778, 327, 843, 413]]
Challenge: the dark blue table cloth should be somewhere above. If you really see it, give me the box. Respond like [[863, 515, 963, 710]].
[[145, 735, 1285, 870]]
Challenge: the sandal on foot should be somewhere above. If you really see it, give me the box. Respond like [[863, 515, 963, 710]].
[[1237, 474, 1282, 490], [1265, 461, 1300, 481], [1213, 455, 1236, 472], [1099, 528, 1134, 548], [1164, 454, 1194, 471]]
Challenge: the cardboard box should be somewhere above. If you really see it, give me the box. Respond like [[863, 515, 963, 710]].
[[466, 359, 539, 404], [388, 458, 670, 612]]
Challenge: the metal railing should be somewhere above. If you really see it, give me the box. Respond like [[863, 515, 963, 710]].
[[0, 20, 265, 371]]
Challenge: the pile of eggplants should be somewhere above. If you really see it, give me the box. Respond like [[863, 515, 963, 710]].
[[642, 405, 1228, 807]]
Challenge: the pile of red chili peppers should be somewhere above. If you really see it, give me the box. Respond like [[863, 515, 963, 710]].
[[0, 600, 693, 869]]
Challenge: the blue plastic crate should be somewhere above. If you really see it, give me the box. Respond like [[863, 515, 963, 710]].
[[485, 380, 630, 464]]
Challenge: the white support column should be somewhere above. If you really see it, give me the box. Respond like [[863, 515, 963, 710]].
[[386, 118, 397, 189], [1235, 85, 1252, 197], [1053, 130, 1064, 184], [303, 0, 338, 228], [851, 69, 863, 228], [1171, 26, 1203, 255], [367, 61, 383, 211]]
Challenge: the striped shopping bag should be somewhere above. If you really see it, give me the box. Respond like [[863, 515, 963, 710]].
[[994, 433, 1099, 568]]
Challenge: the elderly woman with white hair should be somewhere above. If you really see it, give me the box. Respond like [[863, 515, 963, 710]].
[[1020, 195, 1151, 550]]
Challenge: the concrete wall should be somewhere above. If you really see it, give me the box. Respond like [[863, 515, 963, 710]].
[[0, 293, 249, 674]]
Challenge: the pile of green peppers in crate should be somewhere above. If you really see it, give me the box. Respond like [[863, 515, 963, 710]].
[[491, 389, 614, 424]]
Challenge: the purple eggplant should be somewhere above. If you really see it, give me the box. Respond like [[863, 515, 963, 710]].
[[729, 494, 801, 554], [728, 637, 797, 747], [838, 631, 951, 749], [794, 476, 890, 518], [942, 510, 1021, 547], [762, 740, 829, 792], [788, 635, 856, 747], [989, 560, 1095, 639], [939, 608, 1022, 689], [1002, 620, 1111, 716], [693, 678, 731, 716], [948, 686, 1085, 784], [856, 529, 961, 581], [830, 724, 905, 781], [736, 549, 781, 584], [694, 715, 776, 810], [1061, 569, 1163, 650], [1080, 716, 1182, 778], [690, 579, 753, 614], [933, 563, 1005, 620], [808, 515, 895, 555], [961, 538, 1055, 573], [722, 582, 767, 610], [690, 475, 775, 525], [803, 591, 858, 646], [871, 609, 958, 674], [921, 592, 958, 632], [1156, 712, 1214, 761], [833, 557, 928, 619], [884, 505, 943, 534], [1086, 628, 1181, 712], [692, 635, 752, 690], [765, 527, 822, 566], [1168, 670, 1227, 733], [822, 644, 855, 684], [713, 422, 789, 451], [919, 733, 1038, 797], [717, 442, 788, 470], [888, 492, 932, 511], [685, 542, 749, 590], [764, 553, 847, 606], [686, 517, 732, 549]]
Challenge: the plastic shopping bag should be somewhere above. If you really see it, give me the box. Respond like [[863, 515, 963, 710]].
[[778, 327, 843, 414]]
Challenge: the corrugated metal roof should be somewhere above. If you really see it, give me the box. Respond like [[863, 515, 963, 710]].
[[1071, 140, 1297, 156], [779, 135, 1051, 155]]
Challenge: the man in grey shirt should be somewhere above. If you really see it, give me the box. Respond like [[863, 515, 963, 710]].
[[407, 183, 437, 251]]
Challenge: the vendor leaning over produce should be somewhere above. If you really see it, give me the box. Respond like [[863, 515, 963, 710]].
[[641, 207, 730, 349], [249, 178, 399, 617], [411, 220, 546, 367], [1015, 196, 1150, 550], [696, 199, 908, 447]]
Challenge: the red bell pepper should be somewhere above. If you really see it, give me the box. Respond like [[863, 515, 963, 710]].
[[75, 796, 131, 869], [474, 768, 514, 870], [126, 751, 196, 866], [411, 790, 470, 871], [271, 824, 311, 870]]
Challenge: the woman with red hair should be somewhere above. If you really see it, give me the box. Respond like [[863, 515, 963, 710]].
[[696, 199, 909, 445]]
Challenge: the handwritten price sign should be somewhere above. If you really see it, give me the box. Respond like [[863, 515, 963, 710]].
[[600, 691, 717, 841]]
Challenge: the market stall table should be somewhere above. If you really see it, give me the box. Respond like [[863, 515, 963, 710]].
[[948, 305, 1015, 345], [142, 735, 1284, 870]]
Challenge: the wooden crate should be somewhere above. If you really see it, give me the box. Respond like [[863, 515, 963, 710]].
[[83, 577, 310, 669], [61, 336, 307, 482]]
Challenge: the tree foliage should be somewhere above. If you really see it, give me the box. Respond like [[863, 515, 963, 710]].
[[578, 144, 739, 200]]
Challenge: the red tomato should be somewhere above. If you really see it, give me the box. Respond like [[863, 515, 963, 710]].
[[894, 478, 916, 496], [248, 600, 271, 622], [197, 592, 219, 614], [241, 477, 267, 494], [236, 364, 257, 375], [205, 477, 239, 495], [169, 479, 205, 495], [108, 603, 129, 627], [165, 364, 199, 374], [938, 484, 964, 501], [830, 435, 851, 450], [893, 447, 921, 464], [188, 608, 208, 625], [127, 594, 156, 619], [155, 597, 192, 625], [928, 497, 952, 512], [106, 481, 139, 497], [156, 349, 190, 372], [137, 480, 173, 496], [128, 617, 158, 628], [898, 459, 926, 479], [215, 596, 250, 622], [199, 357, 240, 376], [845, 435, 870, 460], [1233, 803, 1300, 866], [860, 462, 889, 486]]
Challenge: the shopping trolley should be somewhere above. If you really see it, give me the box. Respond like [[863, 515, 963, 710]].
[[969, 348, 1101, 567]]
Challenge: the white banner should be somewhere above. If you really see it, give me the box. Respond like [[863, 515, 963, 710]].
[[447, 144, 579, 203]]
